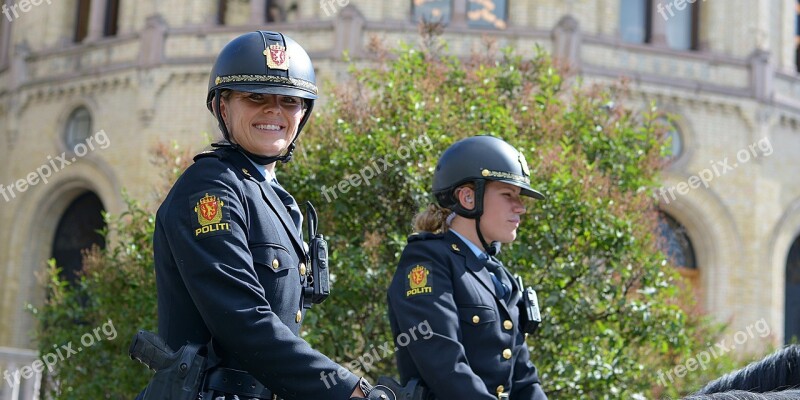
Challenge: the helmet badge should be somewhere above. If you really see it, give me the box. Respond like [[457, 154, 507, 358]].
[[518, 152, 530, 177], [265, 44, 289, 71]]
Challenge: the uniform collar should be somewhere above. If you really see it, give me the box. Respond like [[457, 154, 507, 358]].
[[449, 228, 487, 260]]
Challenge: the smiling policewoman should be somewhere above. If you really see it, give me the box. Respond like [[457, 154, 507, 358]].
[[144, 31, 394, 400]]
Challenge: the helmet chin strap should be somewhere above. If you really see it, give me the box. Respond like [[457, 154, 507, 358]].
[[475, 216, 501, 256], [451, 180, 500, 256], [212, 89, 298, 165]]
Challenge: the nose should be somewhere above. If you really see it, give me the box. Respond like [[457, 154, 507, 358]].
[[261, 95, 281, 114], [514, 199, 526, 215]]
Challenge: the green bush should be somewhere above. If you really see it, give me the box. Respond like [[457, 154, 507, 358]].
[[31, 144, 191, 399], [32, 199, 156, 399], [34, 37, 756, 399], [284, 39, 751, 398]]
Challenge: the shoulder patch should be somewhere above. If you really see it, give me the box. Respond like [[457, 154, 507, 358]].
[[408, 231, 444, 243], [406, 264, 433, 298], [191, 191, 232, 239]]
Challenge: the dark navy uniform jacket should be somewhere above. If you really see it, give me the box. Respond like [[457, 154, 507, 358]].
[[387, 230, 547, 400], [153, 146, 359, 399]]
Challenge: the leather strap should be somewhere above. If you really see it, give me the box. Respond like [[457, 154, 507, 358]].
[[207, 368, 279, 399]]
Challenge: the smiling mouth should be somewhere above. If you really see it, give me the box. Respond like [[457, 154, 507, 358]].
[[253, 123, 285, 132]]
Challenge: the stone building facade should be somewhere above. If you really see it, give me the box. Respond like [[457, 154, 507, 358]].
[[1, 0, 799, 396]]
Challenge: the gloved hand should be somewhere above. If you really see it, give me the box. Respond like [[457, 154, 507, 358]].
[[376, 377, 431, 400], [350, 378, 396, 400]]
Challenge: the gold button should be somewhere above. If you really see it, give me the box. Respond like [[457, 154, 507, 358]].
[[295, 310, 302, 323], [496, 385, 505, 394], [472, 315, 480, 324], [503, 320, 513, 330], [299, 263, 306, 275], [272, 259, 280, 269], [502, 348, 512, 360]]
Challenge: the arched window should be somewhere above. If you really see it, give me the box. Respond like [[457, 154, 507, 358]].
[[0, 1, 9, 68], [620, 0, 700, 51], [785, 235, 800, 343], [412, 0, 451, 24], [50, 192, 106, 284], [620, 0, 650, 44], [104, 0, 120, 37], [663, 0, 699, 50], [266, 0, 284, 23], [74, 0, 91, 42], [657, 212, 697, 269], [657, 211, 701, 307], [795, 0, 800, 72], [467, 0, 508, 30], [64, 106, 92, 149]]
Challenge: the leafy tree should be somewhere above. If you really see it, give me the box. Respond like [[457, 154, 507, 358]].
[[285, 36, 749, 398], [33, 34, 755, 399]]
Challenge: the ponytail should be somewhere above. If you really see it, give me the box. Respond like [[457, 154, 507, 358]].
[[413, 204, 452, 234]]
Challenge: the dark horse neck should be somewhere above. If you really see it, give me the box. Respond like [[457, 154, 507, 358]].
[[691, 344, 800, 396]]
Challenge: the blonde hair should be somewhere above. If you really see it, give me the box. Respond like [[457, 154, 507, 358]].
[[412, 204, 452, 234], [413, 183, 477, 233]]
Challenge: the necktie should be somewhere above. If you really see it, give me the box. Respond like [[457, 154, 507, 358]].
[[270, 178, 303, 239], [483, 255, 511, 302]]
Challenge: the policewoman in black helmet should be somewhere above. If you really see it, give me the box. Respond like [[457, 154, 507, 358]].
[[151, 31, 393, 400], [387, 135, 548, 399]]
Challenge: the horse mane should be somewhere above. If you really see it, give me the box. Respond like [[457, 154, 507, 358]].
[[693, 345, 800, 394], [683, 390, 800, 400]]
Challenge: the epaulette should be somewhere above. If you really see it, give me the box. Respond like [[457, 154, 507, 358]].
[[193, 146, 232, 162], [408, 231, 444, 243]]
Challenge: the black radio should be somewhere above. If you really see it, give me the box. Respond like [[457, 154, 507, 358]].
[[303, 201, 330, 305], [516, 276, 541, 334]]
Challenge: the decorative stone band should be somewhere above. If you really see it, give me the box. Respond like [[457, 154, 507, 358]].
[[481, 169, 530, 184], [214, 74, 318, 95]]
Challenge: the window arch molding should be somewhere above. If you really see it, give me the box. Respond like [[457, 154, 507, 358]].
[[4, 168, 119, 347], [656, 177, 741, 315], [768, 197, 800, 344]]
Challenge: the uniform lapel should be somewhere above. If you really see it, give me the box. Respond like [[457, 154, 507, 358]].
[[227, 150, 305, 256], [445, 231, 511, 315]]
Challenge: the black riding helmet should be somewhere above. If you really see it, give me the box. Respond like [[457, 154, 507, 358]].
[[207, 31, 318, 165], [432, 135, 545, 254]]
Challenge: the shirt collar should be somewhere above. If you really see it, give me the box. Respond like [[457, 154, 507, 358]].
[[245, 156, 274, 181], [450, 229, 487, 260]]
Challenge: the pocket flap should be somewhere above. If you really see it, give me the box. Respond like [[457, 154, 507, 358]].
[[250, 243, 295, 273], [457, 305, 496, 326]]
